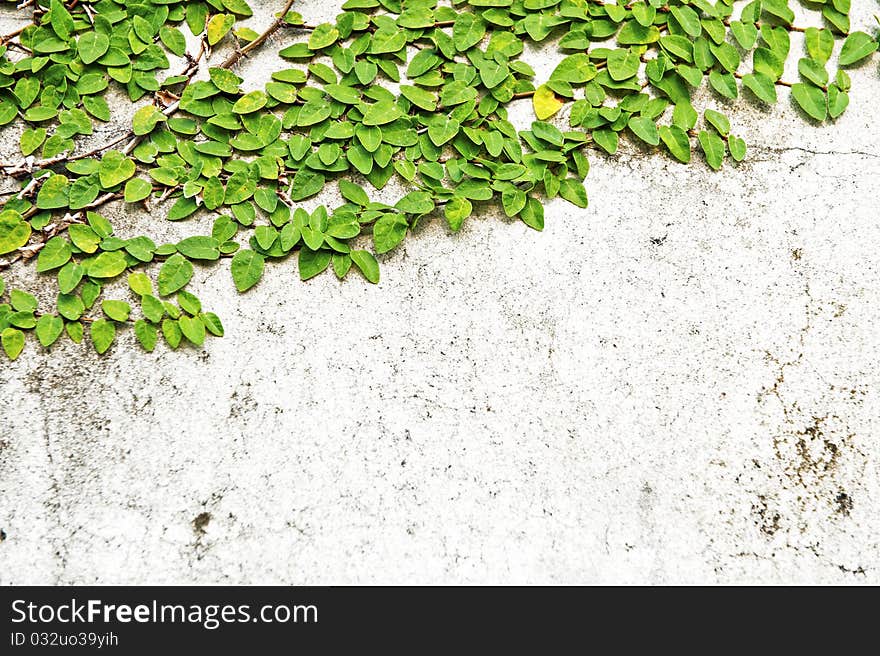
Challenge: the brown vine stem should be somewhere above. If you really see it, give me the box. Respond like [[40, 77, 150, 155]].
[[0, 24, 28, 44], [294, 18, 456, 32], [221, 0, 297, 68], [733, 71, 794, 87], [722, 18, 808, 33]]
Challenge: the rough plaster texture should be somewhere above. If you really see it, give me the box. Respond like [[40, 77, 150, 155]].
[[1, 2, 879, 584]]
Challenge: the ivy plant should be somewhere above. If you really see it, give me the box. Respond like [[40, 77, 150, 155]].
[[0, 0, 877, 359]]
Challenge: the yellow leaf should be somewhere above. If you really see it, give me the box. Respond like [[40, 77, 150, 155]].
[[533, 85, 563, 120], [207, 14, 234, 46]]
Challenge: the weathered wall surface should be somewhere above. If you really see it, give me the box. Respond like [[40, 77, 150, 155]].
[[1, 2, 878, 583]]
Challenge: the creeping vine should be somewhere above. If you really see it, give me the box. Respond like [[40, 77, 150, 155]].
[[0, 0, 877, 358]]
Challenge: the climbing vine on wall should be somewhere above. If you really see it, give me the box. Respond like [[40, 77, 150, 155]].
[[0, 0, 876, 358]]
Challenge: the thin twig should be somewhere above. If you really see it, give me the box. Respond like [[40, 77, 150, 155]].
[[221, 0, 297, 68]]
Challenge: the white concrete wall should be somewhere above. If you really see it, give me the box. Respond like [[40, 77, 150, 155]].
[[1, 1, 878, 583]]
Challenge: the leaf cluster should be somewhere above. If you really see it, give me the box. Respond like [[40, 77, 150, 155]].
[[0, 0, 877, 359]]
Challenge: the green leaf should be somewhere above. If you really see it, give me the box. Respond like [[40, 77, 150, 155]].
[[550, 53, 597, 84], [407, 49, 440, 78], [481, 58, 511, 91], [670, 6, 701, 37], [132, 105, 166, 135], [559, 179, 588, 208], [828, 86, 849, 119], [124, 178, 152, 203], [708, 71, 738, 99], [233, 91, 268, 114], [90, 318, 115, 354], [308, 23, 339, 50], [440, 80, 477, 107], [324, 84, 360, 105], [628, 116, 660, 146], [68, 225, 99, 255], [35, 314, 63, 348], [222, 0, 253, 16], [0, 210, 31, 255], [427, 117, 460, 146], [10, 289, 36, 312], [532, 121, 564, 147], [373, 214, 408, 254], [177, 236, 220, 261], [742, 72, 777, 104], [179, 292, 203, 320], [14, 78, 39, 109], [48, 0, 74, 40], [502, 188, 527, 217], [332, 253, 351, 279], [730, 21, 758, 50], [128, 272, 153, 296], [2, 327, 25, 360], [20, 128, 47, 156], [36, 174, 70, 209], [400, 85, 437, 111], [444, 196, 472, 232], [167, 197, 199, 221], [728, 135, 747, 162], [230, 249, 264, 292], [209, 67, 243, 94], [839, 32, 878, 67], [453, 14, 486, 51], [87, 251, 128, 278], [704, 110, 730, 136], [65, 321, 83, 344], [179, 315, 206, 345], [57, 262, 84, 294], [290, 169, 325, 201], [224, 171, 257, 204], [798, 58, 828, 88], [791, 83, 827, 121], [82, 95, 111, 122], [607, 49, 640, 81], [102, 299, 131, 322], [68, 179, 99, 210], [162, 318, 182, 349], [78, 32, 110, 65], [350, 250, 380, 284], [202, 177, 226, 210], [201, 312, 224, 336], [157, 253, 193, 296], [141, 295, 165, 323], [805, 28, 834, 64], [134, 319, 158, 351], [298, 248, 331, 280], [593, 129, 619, 154], [658, 125, 691, 163], [395, 191, 434, 215], [99, 151, 136, 188], [698, 130, 726, 170], [297, 99, 332, 126], [519, 197, 544, 231], [339, 180, 370, 206], [160, 26, 187, 56], [362, 100, 402, 126], [36, 236, 71, 272]]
